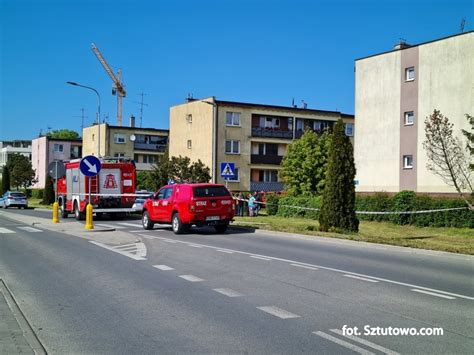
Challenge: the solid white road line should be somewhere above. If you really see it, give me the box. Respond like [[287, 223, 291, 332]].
[[164, 239, 177, 243], [179, 275, 205, 282], [216, 250, 234, 254], [250, 255, 271, 261], [313, 331, 374, 355], [117, 222, 143, 228], [153, 265, 175, 271], [96, 223, 125, 229], [138, 235, 474, 300], [187, 244, 203, 248], [17, 226, 42, 233], [344, 274, 379, 283], [213, 288, 243, 297], [411, 289, 456, 300], [257, 306, 300, 319], [330, 329, 400, 355], [0, 228, 15, 234], [290, 263, 318, 270], [89, 241, 146, 261]]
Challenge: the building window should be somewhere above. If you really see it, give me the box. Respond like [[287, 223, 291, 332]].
[[345, 123, 354, 136], [259, 170, 278, 182], [227, 167, 239, 182], [114, 153, 125, 158], [53, 144, 64, 152], [114, 134, 126, 144], [404, 111, 414, 125], [288, 117, 293, 130], [143, 155, 156, 164], [186, 114, 192, 123], [226, 112, 241, 126], [187, 140, 192, 149], [403, 155, 413, 169], [225, 140, 240, 154], [405, 67, 415, 81]]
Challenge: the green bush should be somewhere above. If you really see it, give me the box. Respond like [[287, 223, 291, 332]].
[[275, 192, 473, 228], [265, 194, 280, 215], [31, 189, 44, 199]]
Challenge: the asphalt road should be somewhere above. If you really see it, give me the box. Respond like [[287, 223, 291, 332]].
[[0, 208, 473, 354]]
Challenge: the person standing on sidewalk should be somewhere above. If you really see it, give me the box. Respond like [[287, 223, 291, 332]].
[[237, 192, 244, 217]]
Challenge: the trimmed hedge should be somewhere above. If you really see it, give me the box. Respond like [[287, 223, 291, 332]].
[[274, 191, 473, 228], [31, 189, 44, 199]]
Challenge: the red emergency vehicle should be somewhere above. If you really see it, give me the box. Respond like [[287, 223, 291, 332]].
[[57, 158, 137, 220]]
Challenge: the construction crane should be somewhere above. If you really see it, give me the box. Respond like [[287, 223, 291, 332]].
[[91, 43, 126, 126]]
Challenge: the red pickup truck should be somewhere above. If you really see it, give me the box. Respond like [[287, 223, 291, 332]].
[[142, 183, 235, 234]]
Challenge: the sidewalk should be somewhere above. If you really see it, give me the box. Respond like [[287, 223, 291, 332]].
[[0, 280, 45, 355]]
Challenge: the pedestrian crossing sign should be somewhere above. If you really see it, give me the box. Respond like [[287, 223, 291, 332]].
[[220, 162, 235, 178]]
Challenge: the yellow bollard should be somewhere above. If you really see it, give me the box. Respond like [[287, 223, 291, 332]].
[[85, 203, 94, 230], [52, 202, 59, 224]]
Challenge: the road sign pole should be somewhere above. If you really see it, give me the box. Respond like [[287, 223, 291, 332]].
[[52, 161, 59, 224]]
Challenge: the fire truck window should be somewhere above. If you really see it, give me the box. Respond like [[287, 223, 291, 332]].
[[164, 188, 173, 199], [157, 189, 166, 200]]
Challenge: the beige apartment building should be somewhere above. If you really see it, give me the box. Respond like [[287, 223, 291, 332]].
[[82, 119, 168, 171], [170, 97, 354, 192], [354, 31, 473, 194]]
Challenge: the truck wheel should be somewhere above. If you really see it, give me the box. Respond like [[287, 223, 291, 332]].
[[142, 211, 154, 230], [214, 223, 228, 234], [59, 200, 68, 218], [172, 213, 186, 234], [74, 202, 85, 221]]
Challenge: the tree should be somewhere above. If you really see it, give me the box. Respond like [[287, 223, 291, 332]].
[[42, 177, 55, 205], [47, 129, 80, 140], [461, 114, 473, 171], [423, 110, 473, 209], [319, 119, 359, 232], [6, 154, 36, 190], [279, 130, 331, 196], [147, 152, 211, 191], [1, 165, 11, 194]]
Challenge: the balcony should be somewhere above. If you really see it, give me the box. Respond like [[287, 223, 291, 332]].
[[250, 181, 284, 192], [134, 143, 167, 152], [251, 127, 293, 139], [250, 154, 283, 165]]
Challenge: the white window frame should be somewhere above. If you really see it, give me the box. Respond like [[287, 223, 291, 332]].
[[404, 111, 414, 126], [187, 140, 192, 149], [263, 170, 278, 182], [114, 134, 126, 144], [345, 123, 354, 136], [403, 155, 413, 169], [226, 112, 241, 126], [405, 67, 415, 81], [227, 167, 240, 182], [114, 152, 126, 158], [225, 140, 240, 154], [53, 143, 64, 153]]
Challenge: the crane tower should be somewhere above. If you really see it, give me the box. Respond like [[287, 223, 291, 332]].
[[91, 43, 126, 126]]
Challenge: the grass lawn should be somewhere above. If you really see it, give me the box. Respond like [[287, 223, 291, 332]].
[[28, 198, 52, 210], [233, 214, 474, 255]]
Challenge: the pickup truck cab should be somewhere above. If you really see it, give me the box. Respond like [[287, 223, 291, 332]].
[[142, 183, 235, 234]]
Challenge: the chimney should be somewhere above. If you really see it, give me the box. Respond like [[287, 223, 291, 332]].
[[130, 115, 136, 128], [393, 39, 411, 50]]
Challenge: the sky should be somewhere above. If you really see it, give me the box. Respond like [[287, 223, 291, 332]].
[[0, 0, 472, 140]]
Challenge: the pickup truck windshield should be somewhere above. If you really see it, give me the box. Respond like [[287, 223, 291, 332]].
[[193, 186, 230, 198]]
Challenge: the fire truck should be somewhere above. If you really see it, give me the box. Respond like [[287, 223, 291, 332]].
[[57, 158, 137, 220]]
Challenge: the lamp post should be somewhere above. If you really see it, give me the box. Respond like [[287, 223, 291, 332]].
[[67, 81, 101, 157], [202, 99, 217, 183]]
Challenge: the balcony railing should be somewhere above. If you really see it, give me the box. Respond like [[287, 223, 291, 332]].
[[134, 143, 167, 152], [250, 154, 283, 165], [251, 127, 293, 139], [250, 181, 284, 192]]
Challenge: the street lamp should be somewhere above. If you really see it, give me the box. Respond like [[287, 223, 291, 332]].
[[67, 81, 101, 157], [202, 99, 217, 183]]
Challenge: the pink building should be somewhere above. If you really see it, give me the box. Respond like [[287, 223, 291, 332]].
[[31, 136, 82, 188]]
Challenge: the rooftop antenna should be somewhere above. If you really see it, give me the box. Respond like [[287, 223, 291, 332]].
[[131, 91, 148, 128], [301, 100, 307, 109], [460, 17, 466, 32], [73, 108, 88, 132]]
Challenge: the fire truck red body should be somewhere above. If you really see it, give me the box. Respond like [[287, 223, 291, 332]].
[[57, 158, 137, 220]]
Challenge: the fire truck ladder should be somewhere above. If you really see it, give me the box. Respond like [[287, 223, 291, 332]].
[[91, 43, 126, 126]]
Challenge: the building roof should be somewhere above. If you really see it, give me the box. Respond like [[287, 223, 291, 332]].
[[355, 30, 473, 62], [214, 99, 354, 118], [46, 137, 83, 142], [92, 124, 169, 134]]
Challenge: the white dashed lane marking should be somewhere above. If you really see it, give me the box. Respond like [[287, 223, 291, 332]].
[[0, 228, 15, 234], [257, 306, 300, 319], [290, 263, 318, 271], [153, 265, 175, 271], [330, 329, 400, 355], [344, 274, 379, 283], [179, 275, 205, 282], [411, 289, 456, 300], [213, 288, 243, 297], [117, 222, 143, 228], [216, 250, 233, 254], [250, 256, 271, 261]]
